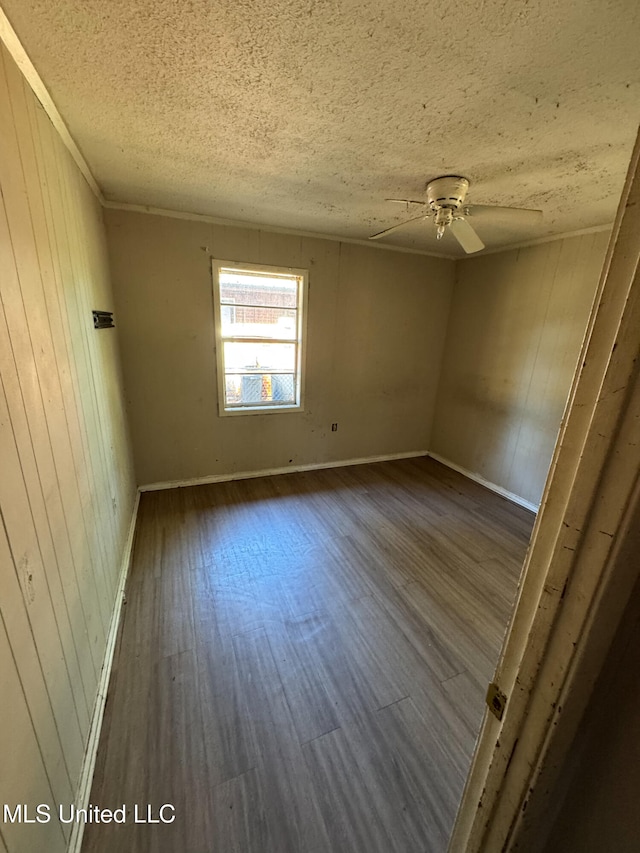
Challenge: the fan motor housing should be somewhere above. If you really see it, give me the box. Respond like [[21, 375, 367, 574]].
[[426, 175, 470, 212]]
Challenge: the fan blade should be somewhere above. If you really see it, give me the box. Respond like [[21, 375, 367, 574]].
[[450, 217, 485, 254], [385, 198, 428, 206], [369, 213, 431, 240], [465, 204, 543, 224]]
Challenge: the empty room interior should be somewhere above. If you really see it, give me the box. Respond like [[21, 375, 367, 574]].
[[1, 2, 640, 852]]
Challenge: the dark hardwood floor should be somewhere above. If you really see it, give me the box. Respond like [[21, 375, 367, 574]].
[[82, 457, 534, 853]]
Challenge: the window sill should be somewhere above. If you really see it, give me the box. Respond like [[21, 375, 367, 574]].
[[219, 404, 304, 417]]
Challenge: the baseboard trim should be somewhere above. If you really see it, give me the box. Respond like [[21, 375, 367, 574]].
[[139, 450, 430, 492], [67, 490, 140, 853], [427, 452, 539, 514]]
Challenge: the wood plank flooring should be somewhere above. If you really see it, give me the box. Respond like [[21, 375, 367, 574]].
[[83, 457, 534, 853]]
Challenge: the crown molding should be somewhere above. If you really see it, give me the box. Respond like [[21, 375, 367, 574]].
[[0, 5, 104, 203], [473, 223, 613, 257], [101, 200, 458, 260], [0, 6, 614, 260], [102, 201, 613, 259]]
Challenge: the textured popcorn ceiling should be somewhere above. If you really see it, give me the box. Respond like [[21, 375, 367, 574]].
[[3, 0, 640, 255]]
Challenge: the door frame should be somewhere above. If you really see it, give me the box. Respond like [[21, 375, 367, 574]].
[[449, 127, 640, 851]]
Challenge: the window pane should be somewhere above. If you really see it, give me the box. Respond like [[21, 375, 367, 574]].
[[223, 341, 296, 373], [220, 271, 298, 309], [225, 373, 296, 406], [221, 305, 297, 339]]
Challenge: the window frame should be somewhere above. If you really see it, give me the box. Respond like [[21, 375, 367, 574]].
[[212, 258, 309, 416]]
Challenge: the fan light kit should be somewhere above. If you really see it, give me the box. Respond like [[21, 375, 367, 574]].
[[369, 175, 543, 254]]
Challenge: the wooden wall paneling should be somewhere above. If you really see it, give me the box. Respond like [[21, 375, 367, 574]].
[[53, 133, 119, 614], [0, 40, 136, 842], [79, 178, 135, 541], [0, 254, 94, 730], [540, 235, 596, 468], [59, 146, 124, 549], [507, 237, 572, 500], [0, 32, 137, 853], [0, 72, 94, 752], [70, 145, 134, 581], [25, 86, 115, 618], [0, 378, 80, 807], [300, 236, 341, 422], [1, 48, 104, 714], [480, 244, 546, 493], [56, 140, 119, 557], [541, 237, 587, 415], [501, 242, 560, 495], [0, 611, 67, 853], [27, 93, 114, 619], [106, 208, 453, 485], [431, 231, 609, 507], [252, 228, 303, 268], [211, 221, 262, 265], [30, 80, 115, 631]]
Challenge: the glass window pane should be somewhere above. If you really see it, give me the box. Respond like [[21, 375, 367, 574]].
[[221, 305, 297, 339], [223, 341, 296, 373], [220, 270, 298, 309], [224, 373, 296, 406]]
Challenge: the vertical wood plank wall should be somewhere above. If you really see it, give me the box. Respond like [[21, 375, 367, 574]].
[[430, 231, 611, 508], [0, 43, 135, 853]]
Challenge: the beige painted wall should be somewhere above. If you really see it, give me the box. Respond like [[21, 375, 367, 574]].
[[105, 209, 455, 486], [430, 231, 610, 508], [0, 44, 135, 853]]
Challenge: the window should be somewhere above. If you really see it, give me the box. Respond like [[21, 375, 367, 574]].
[[212, 259, 308, 415]]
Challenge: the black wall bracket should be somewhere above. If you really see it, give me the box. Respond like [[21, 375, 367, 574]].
[[93, 310, 114, 329]]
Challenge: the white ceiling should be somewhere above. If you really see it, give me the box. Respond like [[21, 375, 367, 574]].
[[3, 0, 640, 256]]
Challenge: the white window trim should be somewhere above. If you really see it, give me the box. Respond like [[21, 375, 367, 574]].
[[212, 258, 309, 417]]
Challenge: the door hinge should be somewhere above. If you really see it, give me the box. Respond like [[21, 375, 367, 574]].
[[486, 682, 508, 721]]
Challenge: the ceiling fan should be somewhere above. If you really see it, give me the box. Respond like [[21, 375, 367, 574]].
[[369, 175, 543, 253]]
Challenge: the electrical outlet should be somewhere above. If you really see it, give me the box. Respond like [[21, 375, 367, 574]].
[[331, 423, 338, 431]]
